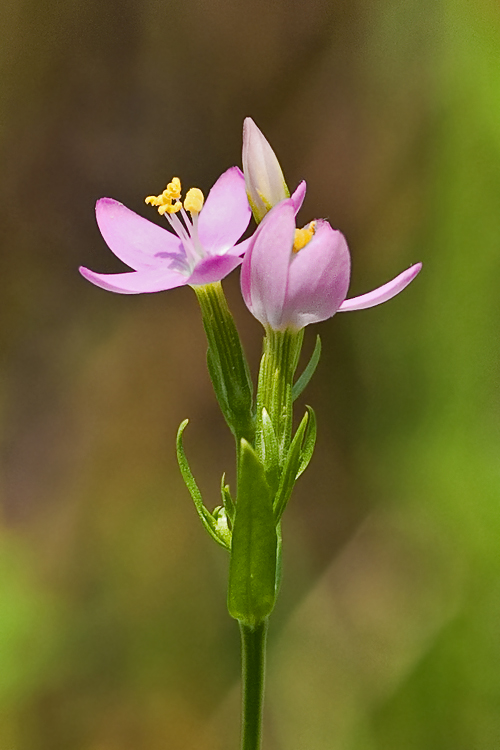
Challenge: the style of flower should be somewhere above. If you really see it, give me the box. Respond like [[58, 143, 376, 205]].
[[240, 198, 422, 331], [79, 167, 252, 294]]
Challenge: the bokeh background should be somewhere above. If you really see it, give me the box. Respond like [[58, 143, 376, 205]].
[[0, 0, 499, 747]]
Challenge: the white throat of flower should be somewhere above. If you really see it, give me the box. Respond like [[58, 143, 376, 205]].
[[146, 178, 206, 274]]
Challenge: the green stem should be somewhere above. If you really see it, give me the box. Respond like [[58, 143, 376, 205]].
[[239, 619, 268, 750], [193, 282, 254, 447]]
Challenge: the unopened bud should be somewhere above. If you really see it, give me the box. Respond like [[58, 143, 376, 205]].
[[242, 118, 290, 223]]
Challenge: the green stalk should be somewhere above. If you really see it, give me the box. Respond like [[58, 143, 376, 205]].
[[239, 619, 268, 750], [233, 329, 302, 750], [193, 282, 254, 446]]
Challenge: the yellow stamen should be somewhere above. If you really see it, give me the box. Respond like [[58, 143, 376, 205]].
[[145, 177, 183, 215], [159, 201, 182, 215], [184, 187, 204, 214], [293, 221, 316, 253], [165, 177, 181, 200]]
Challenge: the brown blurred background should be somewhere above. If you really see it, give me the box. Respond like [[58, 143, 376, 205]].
[[0, 0, 499, 748]]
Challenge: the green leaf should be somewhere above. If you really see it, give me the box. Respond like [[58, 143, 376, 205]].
[[273, 410, 309, 522], [176, 420, 231, 550], [275, 522, 283, 596], [220, 473, 235, 525], [296, 405, 317, 479], [292, 335, 321, 401], [227, 439, 278, 626]]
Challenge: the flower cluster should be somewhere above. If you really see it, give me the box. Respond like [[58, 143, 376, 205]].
[[80, 118, 421, 331]]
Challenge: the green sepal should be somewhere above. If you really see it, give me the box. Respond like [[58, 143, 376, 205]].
[[220, 473, 235, 525], [227, 439, 277, 627], [260, 407, 280, 494], [273, 409, 310, 522], [176, 419, 231, 551], [292, 335, 321, 401], [296, 406, 317, 479]]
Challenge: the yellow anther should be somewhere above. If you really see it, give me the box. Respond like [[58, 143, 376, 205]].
[[158, 201, 182, 215], [165, 177, 181, 200], [145, 177, 183, 215], [184, 187, 204, 214], [293, 221, 316, 253], [145, 195, 163, 207]]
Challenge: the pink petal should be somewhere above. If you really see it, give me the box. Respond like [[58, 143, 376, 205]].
[[79, 266, 188, 294], [95, 199, 183, 271], [282, 221, 351, 329], [197, 167, 251, 255], [241, 200, 296, 329], [338, 263, 422, 312], [187, 254, 242, 285], [290, 181, 307, 215], [223, 236, 252, 257]]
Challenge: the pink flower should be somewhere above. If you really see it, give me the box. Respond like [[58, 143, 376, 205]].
[[240, 198, 422, 331], [79, 167, 252, 294]]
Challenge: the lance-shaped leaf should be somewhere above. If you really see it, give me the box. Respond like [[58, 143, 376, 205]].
[[296, 406, 317, 478], [220, 473, 235, 525], [227, 439, 277, 626], [275, 523, 283, 596], [273, 409, 310, 522], [176, 420, 231, 550], [292, 335, 321, 401]]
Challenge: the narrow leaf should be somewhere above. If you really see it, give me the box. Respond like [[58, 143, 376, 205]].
[[292, 335, 321, 401], [176, 420, 230, 550], [296, 405, 317, 478], [275, 522, 283, 596], [273, 410, 309, 522], [227, 439, 277, 626], [220, 472, 235, 525]]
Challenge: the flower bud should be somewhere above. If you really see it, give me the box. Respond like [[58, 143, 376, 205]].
[[242, 118, 290, 223]]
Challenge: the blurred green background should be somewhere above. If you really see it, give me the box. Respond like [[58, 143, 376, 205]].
[[0, 0, 499, 747]]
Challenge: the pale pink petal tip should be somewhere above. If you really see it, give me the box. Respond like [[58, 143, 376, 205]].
[[339, 262, 422, 312], [79, 265, 188, 294]]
